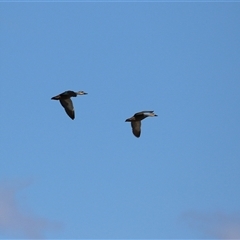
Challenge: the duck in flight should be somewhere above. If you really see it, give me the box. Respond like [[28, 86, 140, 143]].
[[51, 90, 87, 120], [125, 111, 157, 138]]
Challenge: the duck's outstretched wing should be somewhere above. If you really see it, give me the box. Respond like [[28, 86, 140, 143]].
[[60, 98, 75, 120], [131, 121, 141, 138]]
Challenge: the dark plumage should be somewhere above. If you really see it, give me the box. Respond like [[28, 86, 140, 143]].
[[51, 90, 87, 120], [125, 111, 157, 138]]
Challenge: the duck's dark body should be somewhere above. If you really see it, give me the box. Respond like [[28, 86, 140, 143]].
[[125, 111, 157, 138], [51, 90, 87, 120]]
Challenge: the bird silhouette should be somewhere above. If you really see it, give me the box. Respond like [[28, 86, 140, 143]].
[[125, 111, 157, 138], [51, 90, 87, 120]]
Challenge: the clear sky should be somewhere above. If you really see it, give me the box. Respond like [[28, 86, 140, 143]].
[[0, 2, 240, 239]]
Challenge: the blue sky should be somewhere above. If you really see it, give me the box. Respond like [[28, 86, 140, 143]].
[[0, 2, 240, 239]]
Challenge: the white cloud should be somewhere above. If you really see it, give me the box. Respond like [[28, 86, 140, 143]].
[[0, 180, 62, 239], [182, 210, 240, 239]]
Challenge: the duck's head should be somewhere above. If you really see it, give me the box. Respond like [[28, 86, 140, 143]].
[[149, 112, 158, 117], [144, 111, 157, 117], [77, 91, 88, 95]]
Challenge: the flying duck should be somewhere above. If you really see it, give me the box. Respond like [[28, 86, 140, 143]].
[[125, 111, 157, 138], [51, 90, 87, 120]]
